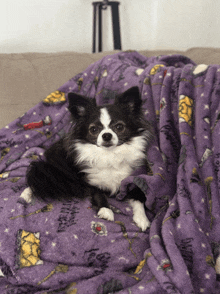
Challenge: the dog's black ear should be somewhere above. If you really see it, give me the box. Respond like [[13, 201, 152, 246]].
[[68, 92, 96, 119], [115, 87, 142, 114]]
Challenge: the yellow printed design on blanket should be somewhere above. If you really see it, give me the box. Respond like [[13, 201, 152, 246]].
[[17, 230, 43, 268], [43, 91, 66, 104], [179, 95, 194, 126], [150, 64, 165, 75]]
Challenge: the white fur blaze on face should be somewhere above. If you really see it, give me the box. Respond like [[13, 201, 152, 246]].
[[100, 107, 111, 128], [97, 108, 118, 147], [98, 207, 114, 221], [129, 200, 150, 231]]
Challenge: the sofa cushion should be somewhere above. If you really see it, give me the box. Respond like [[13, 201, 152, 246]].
[[1, 48, 220, 128]]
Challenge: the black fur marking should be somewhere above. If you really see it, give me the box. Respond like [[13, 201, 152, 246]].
[[27, 139, 90, 201]]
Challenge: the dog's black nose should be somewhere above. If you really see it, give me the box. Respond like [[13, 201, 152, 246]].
[[102, 133, 112, 142]]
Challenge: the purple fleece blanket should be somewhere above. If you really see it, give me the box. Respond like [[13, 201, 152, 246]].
[[1, 51, 220, 293]]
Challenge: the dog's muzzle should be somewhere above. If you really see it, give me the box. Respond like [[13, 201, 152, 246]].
[[101, 132, 113, 147], [97, 130, 119, 147], [102, 132, 112, 142]]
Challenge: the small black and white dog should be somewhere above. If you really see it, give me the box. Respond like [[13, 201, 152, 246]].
[[24, 86, 152, 231]]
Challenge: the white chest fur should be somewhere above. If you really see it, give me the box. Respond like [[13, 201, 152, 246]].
[[74, 135, 146, 195]]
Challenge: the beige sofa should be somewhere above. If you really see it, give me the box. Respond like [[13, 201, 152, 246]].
[[1, 47, 220, 129]]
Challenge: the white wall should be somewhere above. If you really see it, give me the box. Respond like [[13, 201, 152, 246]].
[[1, 0, 92, 53], [1, 0, 220, 53]]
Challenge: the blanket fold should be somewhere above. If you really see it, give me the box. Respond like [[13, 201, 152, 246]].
[[1, 51, 220, 293]]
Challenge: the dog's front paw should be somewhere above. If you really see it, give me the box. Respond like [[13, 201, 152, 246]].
[[129, 200, 150, 231], [133, 213, 150, 231], [97, 207, 114, 221]]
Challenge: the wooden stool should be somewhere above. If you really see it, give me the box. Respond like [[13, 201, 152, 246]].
[[92, 1, 121, 53]]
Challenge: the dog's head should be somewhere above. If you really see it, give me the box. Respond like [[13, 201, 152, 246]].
[[67, 87, 151, 148]]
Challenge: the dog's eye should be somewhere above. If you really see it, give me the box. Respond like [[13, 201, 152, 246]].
[[89, 126, 98, 135], [115, 123, 125, 132]]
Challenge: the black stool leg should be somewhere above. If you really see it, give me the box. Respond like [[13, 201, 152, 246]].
[[98, 4, 102, 52], [111, 2, 121, 50], [92, 3, 97, 53], [92, 1, 121, 53]]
